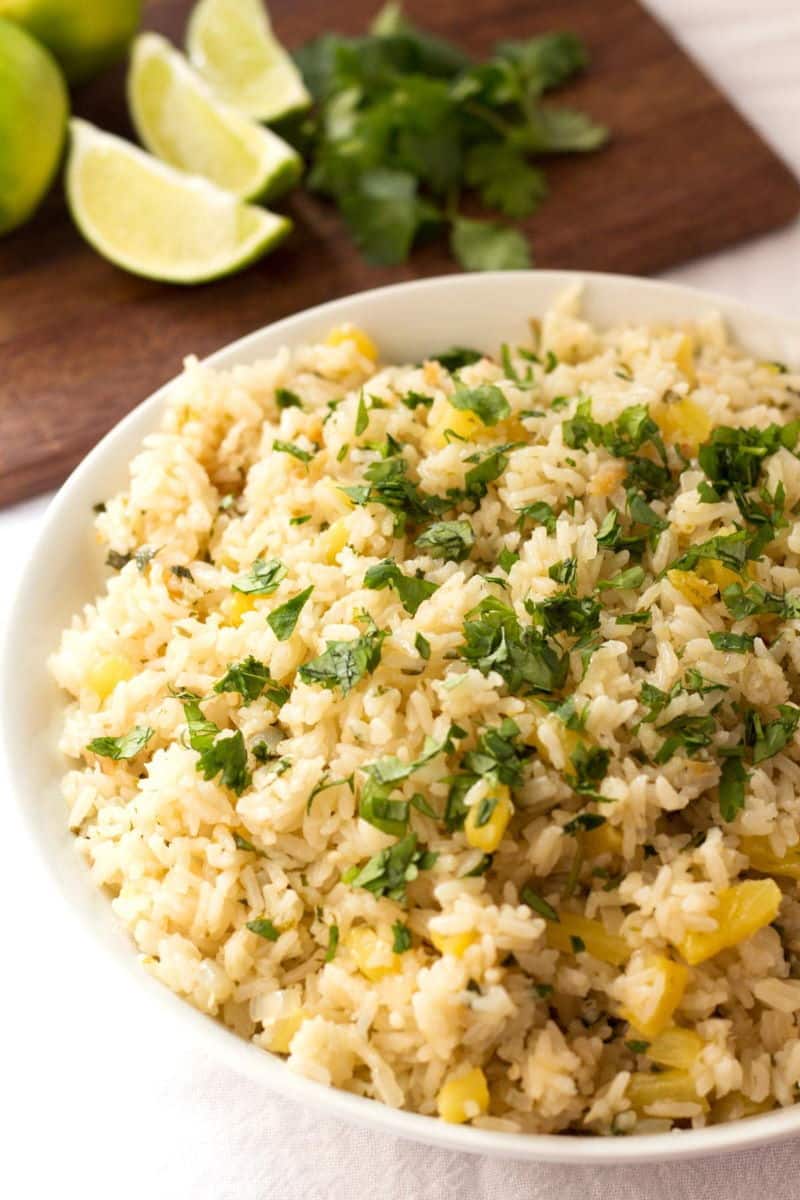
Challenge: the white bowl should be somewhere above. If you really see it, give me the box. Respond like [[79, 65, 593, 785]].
[[4, 271, 800, 1164]]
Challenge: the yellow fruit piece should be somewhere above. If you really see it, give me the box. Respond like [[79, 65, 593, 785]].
[[676, 879, 782, 965], [228, 591, 259, 626], [740, 835, 800, 881], [646, 1026, 704, 1070], [267, 1009, 307, 1054], [429, 403, 484, 448], [325, 324, 378, 362], [437, 1067, 490, 1124], [527, 716, 581, 768], [626, 1069, 708, 1115], [546, 912, 630, 966], [86, 654, 133, 700], [653, 396, 710, 448], [711, 1091, 773, 1122], [319, 517, 349, 564], [581, 822, 623, 859], [620, 955, 689, 1040], [675, 333, 696, 384], [696, 558, 742, 591], [464, 785, 513, 853], [430, 929, 478, 958], [347, 926, 401, 982], [667, 569, 717, 607]]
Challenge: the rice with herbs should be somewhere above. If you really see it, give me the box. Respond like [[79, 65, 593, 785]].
[[51, 287, 800, 1135]]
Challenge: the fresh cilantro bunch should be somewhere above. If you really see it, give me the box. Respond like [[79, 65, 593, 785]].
[[291, 4, 607, 269]]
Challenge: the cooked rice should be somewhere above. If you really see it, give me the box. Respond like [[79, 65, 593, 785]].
[[51, 286, 800, 1135]]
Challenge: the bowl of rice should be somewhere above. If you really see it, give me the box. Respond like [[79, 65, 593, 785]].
[[5, 270, 800, 1163]]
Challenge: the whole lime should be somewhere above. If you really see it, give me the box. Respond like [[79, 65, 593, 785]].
[[0, 0, 142, 85], [0, 15, 68, 234]]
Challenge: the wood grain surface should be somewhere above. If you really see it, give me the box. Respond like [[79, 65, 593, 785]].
[[1, 0, 798, 507]]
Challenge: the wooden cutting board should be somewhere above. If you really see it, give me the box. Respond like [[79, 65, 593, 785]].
[[2, 0, 799, 507]]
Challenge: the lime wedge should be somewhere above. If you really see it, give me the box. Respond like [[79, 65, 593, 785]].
[[186, 0, 310, 122], [128, 32, 301, 203], [66, 118, 291, 284]]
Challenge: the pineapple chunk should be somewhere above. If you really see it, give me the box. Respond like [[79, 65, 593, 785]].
[[527, 715, 581, 769], [347, 926, 401, 981], [325, 324, 378, 362], [227, 591, 259, 626], [626, 1069, 708, 1114], [430, 929, 478, 958], [646, 1026, 704, 1069], [429, 402, 484, 448], [653, 396, 711, 447], [319, 518, 349, 564], [667, 569, 717, 607], [711, 1091, 773, 1122], [675, 879, 781, 965], [739, 835, 800, 881], [86, 654, 133, 700], [546, 912, 630, 966], [696, 558, 743, 592], [581, 821, 623, 859], [620, 955, 688, 1039], [674, 333, 697, 383], [437, 1067, 490, 1123], [464, 785, 513, 853], [267, 1009, 308, 1054]]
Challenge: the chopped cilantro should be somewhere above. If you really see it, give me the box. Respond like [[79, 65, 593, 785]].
[[461, 596, 568, 694], [719, 756, 748, 822], [415, 519, 475, 562], [653, 714, 716, 764], [232, 558, 287, 596], [430, 347, 483, 372], [745, 705, 800, 764], [290, 514, 312, 526], [325, 924, 340, 961], [299, 618, 387, 694], [354, 391, 369, 435], [400, 390, 434, 409], [521, 886, 559, 921], [246, 917, 280, 941], [87, 725, 153, 760], [517, 500, 557, 535], [597, 565, 645, 591], [342, 833, 437, 902], [363, 559, 438, 615], [268, 586, 314, 641], [233, 832, 258, 853], [182, 698, 251, 794], [213, 656, 285, 705], [498, 547, 519, 573], [709, 631, 755, 653], [275, 387, 302, 409], [170, 565, 194, 581], [450, 381, 511, 426], [415, 632, 431, 660], [273, 439, 314, 463], [392, 921, 413, 953], [568, 743, 610, 796]]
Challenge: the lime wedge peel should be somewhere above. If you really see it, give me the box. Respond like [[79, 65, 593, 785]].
[[66, 118, 291, 284], [128, 32, 301, 203], [186, 0, 310, 123]]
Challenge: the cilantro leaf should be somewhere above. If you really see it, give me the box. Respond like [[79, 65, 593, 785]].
[[392, 921, 413, 952], [719, 756, 748, 822], [214, 656, 276, 705], [325, 924, 340, 961], [518, 500, 557, 535], [268, 586, 314, 641], [246, 917, 280, 941], [342, 832, 436, 901], [450, 216, 531, 272], [275, 387, 302, 409], [415, 519, 475, 562], [709, 631, 755, 653], [464, 141, 547, 218], [460, 596, 568, 694], [183, 699, 251, 794], [597, 565, 645, 591], [273, 439, 314, 463], [745, 705, 800, 763], [450, 381, 511, 426], [299, 621, 387, 694], [87, 725, 153, 760], [363, 559, 438, 615], [415, 632, 431, 659], [232, 558, 287, 596], [430, 347, 483, 371]]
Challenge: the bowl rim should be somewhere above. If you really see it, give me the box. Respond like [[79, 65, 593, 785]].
[[5, 268, 800, 1165]]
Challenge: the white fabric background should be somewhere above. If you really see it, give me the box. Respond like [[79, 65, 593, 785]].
[[3, 3, 800, 1195]]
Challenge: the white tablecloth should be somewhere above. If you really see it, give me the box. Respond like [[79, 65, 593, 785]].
[[3, 3, 800, 1196]]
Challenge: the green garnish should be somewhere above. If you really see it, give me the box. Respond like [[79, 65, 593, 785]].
[[183, 698, 250, 794], [355, 391, 370, 435], [299, 617, 387, 694], [275, 387, 302, 409], [273, 439, 314, 463], [233, 832, 258, 853], [415, 519, 475, 562], [521, 886, 559, 922], [232, 558, 287, 595], [86, 725, 153, 760], [268, 586, 314, 641], [450, 382, 511, 426], [719, 756, 748, 822], [460, 596, 567, 694], [325, 923, 340, 961], [392, 921, 413, 953], [364, 559, 438, 615], [517, 500, 557, 535], [342, 832, 437, 902], [745, 705, 800, 764], [415, 632, 431, 660], [246, 917, 280, 941], [709, 631, 755, 653], [214, 656, 288, 706]]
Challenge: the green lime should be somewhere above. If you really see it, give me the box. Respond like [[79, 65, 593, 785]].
[[0, 0, 141, 84], [66, 118, 292, 284], [128, 33, 301, 203], [186, 0, 310, 122], [0, 15, 67, 234]]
